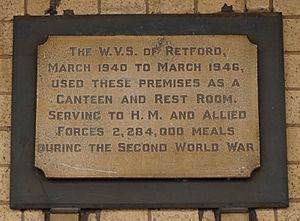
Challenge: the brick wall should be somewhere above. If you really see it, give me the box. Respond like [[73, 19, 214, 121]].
[[0, 0, 299, 220]]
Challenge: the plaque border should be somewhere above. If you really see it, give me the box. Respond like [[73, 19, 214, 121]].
[[11, 13, 288, 209]]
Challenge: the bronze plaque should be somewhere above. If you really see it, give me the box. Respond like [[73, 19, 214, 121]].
[[35, 35, 260, 178]]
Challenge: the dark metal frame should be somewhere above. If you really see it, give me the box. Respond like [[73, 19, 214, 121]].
[[11, 13, 288, 209]]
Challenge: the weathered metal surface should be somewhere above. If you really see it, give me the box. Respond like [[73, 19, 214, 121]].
[[35, 35, 260, 178]]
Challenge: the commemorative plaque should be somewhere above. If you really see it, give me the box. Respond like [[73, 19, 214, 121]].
[[35, 35, 259, 178], [11, 14, 288, 209]]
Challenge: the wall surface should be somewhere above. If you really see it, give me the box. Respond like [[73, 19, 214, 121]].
[[0, 0, 299, 220]]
